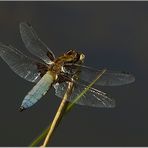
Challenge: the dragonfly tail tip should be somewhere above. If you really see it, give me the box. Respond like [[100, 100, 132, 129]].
[[19, 106, 26, 112]]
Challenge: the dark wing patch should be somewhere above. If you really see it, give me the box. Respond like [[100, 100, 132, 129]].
[[0, 43, 46, 83]]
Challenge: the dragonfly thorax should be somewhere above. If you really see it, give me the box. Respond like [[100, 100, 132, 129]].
[[47, 50, 85, 83]]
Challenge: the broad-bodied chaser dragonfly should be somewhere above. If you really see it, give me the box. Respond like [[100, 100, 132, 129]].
[[0, 23, 135, 111]]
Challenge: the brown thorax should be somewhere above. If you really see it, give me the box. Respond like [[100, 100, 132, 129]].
[[37, 49, 85, 82]]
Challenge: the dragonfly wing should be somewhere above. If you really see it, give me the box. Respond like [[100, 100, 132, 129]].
[[54, 82, 115, 108], [64, 64, 135, 86], [20, 22, 55, 64], [20, 72, 54, 111], [0, 43, 43, 83]]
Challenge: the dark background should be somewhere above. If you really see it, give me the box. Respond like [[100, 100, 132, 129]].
[[0, 1, 147, 146]]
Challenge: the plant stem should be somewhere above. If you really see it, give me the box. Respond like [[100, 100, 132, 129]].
[[30, 69, 107, 147], [41, 81, 74, 147]]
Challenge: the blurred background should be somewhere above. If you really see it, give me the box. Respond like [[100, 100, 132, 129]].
[[0, 1, 147, 146]]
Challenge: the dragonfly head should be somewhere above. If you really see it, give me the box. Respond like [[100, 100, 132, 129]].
[[64, 49, 85, 64]]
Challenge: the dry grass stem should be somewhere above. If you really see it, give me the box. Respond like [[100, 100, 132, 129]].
[[30, 69, 107, 147], [42, 81, 74, 147]]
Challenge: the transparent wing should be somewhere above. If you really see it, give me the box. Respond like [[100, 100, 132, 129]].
[[20, 22, 55, 64], [0, 43, 43, 83], [54, 82, 115, 108], [64, 64, 135, 86]]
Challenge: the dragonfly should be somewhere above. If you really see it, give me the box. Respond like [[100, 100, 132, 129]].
[[0, 22, 135, 112]]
